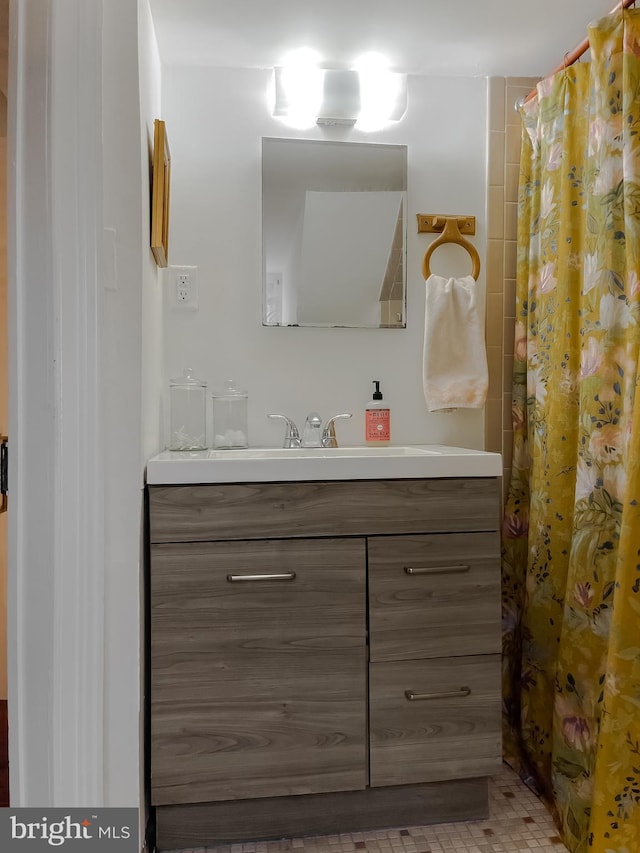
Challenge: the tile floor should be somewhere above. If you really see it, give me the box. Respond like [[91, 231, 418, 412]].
[[163, 764, 570, 853]]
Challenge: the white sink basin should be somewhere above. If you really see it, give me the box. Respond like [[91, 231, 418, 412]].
[[146, 444, 502, 484], [208, 446, 441, 459]]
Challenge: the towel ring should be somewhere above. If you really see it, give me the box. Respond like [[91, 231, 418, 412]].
[[422, 217, 481, 280]]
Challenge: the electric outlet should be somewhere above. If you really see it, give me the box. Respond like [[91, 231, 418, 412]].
[[176, 274, 190, 302], [169, 265, 198, 310]]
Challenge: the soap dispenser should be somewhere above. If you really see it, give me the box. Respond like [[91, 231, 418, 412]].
[[365, 380, 390, 446]]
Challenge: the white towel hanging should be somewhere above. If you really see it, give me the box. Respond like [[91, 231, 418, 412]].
[[423, 274, 488, 412]]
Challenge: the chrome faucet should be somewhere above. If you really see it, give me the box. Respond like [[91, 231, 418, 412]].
[[302, 412, 323, 447], [267, 411, 352, 448], [266, 414, 301, 448], [321, 413, 352, 447]]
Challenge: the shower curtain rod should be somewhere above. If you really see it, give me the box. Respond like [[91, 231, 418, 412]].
[[523, 0, 636, 103]]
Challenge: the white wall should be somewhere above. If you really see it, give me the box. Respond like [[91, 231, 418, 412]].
[[162, 68, 488, 450], [102, 0, 142, 807], [138, 0, 163, 836], [102, 0, 163, 810], [140, 0, 164, 466]]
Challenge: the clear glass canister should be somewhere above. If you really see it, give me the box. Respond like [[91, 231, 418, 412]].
[[212, 379, 248, 449], [169, 368, 207, 451]]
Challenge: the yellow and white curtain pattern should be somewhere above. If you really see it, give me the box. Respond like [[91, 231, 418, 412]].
[[502, 10, 640, 853]]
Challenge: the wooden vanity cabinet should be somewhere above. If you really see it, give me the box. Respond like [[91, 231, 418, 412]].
[[151, 537, 367, 806], [148, 477, 501, 848]]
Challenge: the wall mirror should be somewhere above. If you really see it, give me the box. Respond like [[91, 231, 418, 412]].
[[262, 138, 407, 328]]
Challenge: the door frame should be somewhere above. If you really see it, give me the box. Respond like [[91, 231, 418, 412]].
[[7, 0, 105, 806]]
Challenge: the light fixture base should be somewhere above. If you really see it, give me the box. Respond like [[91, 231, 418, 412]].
[[316, 117, 357, 127]]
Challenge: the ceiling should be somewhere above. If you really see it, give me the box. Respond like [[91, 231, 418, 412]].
[[149, 0, 620, 78]]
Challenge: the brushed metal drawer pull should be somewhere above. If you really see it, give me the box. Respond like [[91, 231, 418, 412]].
[[404, 686, 471, 701], [226, 572, 297, 583], [404, 564, 470, 575]]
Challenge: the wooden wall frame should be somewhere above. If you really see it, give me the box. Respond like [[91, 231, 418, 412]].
[[151, 119, 171, 267]]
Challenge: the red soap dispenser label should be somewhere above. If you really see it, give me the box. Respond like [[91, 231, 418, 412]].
[[366, 409, 390, 442]]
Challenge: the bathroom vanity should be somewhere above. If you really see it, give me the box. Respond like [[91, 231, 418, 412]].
[[146, 446, 502, 849]]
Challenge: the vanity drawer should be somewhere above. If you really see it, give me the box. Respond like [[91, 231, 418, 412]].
[[151, 538, 367, 805], [368, 533, 501, 661], [148, 478, 501, 542], [369, 655, 501, 787], [151, 537, 366, 647]]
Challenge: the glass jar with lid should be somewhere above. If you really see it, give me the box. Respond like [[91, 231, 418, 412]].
[[212, 379, 248, 449], [169, 368, 207, 451]]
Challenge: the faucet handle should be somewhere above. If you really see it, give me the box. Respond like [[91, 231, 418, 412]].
[[267, 413, 301, 448], [322, 413, 352, 448]]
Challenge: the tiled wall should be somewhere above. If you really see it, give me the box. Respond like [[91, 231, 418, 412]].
[[485, 76, 537, 494]]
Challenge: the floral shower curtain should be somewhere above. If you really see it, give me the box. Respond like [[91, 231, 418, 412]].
[[502, 10, 640, 853]]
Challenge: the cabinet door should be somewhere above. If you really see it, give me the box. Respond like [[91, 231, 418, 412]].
[[369, 655, 501, 787], [368, 532, 500, 661], [151, 538, 367, 805]]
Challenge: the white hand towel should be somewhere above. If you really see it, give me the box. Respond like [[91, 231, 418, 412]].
[[423, 274, 488, 412]]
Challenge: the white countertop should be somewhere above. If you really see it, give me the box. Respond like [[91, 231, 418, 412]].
[[146, 444, 503, 484]]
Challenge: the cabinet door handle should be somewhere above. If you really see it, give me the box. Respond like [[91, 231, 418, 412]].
[[404, 687, 471, 701], [226, 572, 297, 583], [404, 564, 470, 575]]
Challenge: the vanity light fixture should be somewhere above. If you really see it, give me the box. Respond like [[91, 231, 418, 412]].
[[354, 52, 407, 132], [271, 48, 324, 130], [271, 50, 407, 130]]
